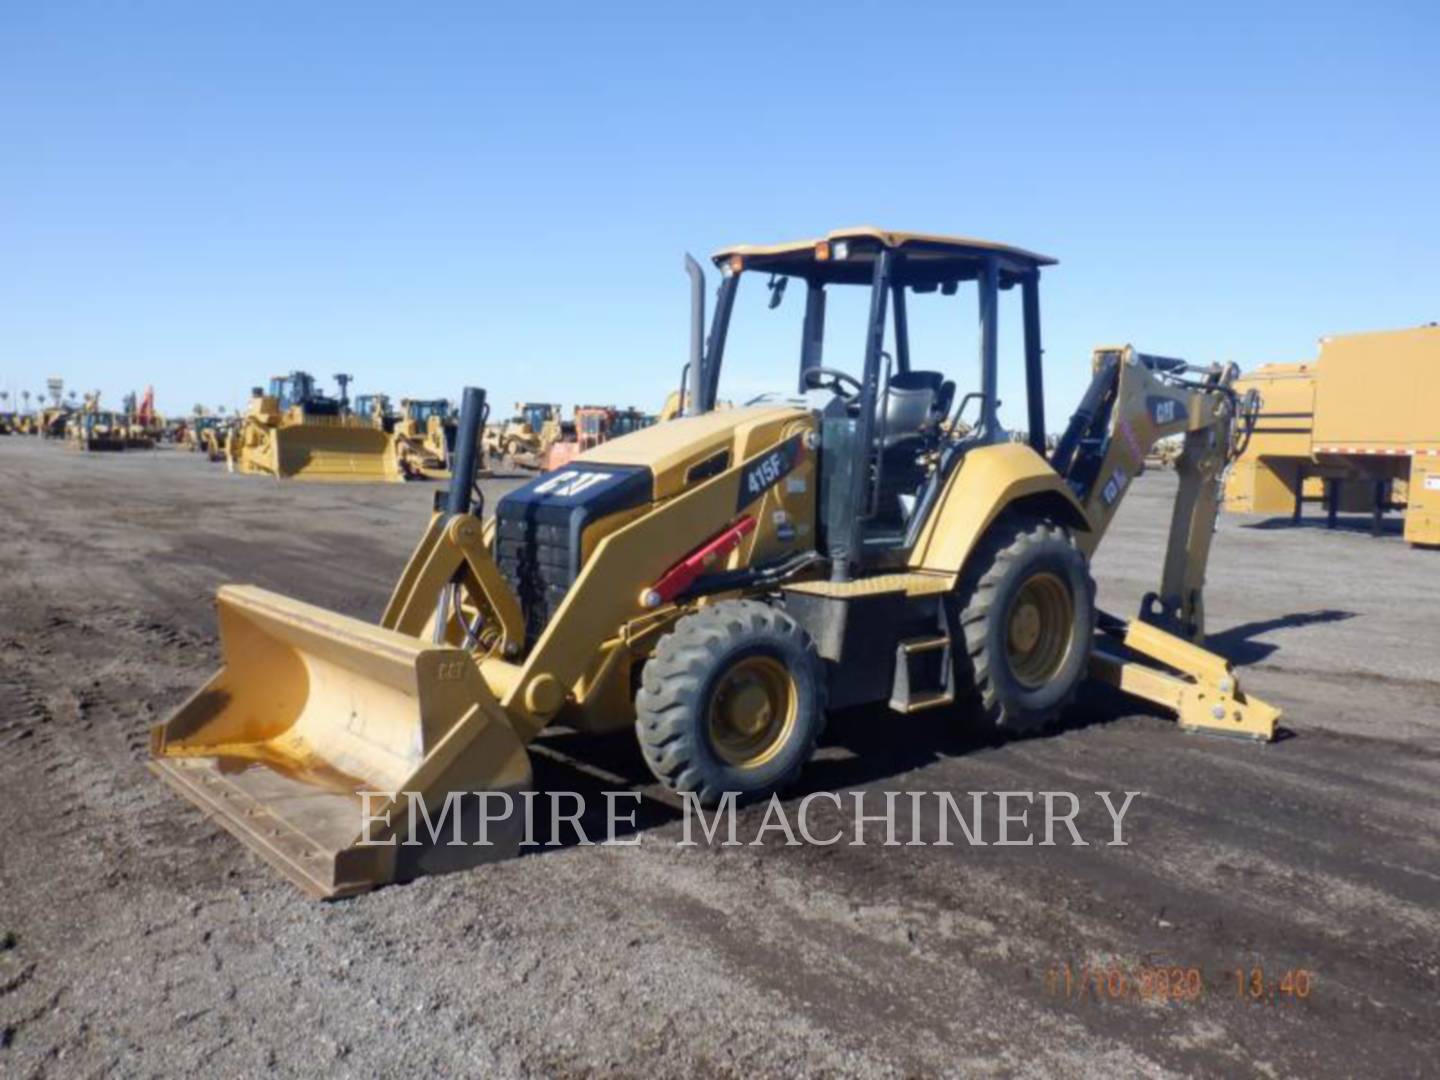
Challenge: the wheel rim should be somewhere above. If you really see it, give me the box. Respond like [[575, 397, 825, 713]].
[[706, 654, 797, 769], [1005, 572, 1075, 690]]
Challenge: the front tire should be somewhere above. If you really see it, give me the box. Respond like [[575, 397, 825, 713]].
[[953, 514, 1095, 735], [636, 599, 826, 805]]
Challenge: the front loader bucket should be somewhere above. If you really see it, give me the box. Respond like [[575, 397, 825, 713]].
[[272, 424, 404, 482], [150, 585, 532, 898]]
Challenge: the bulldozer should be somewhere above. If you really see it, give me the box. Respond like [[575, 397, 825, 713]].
[[151, 228, 1278, 899], [228, 372, 404, 483], [182, 416, 230, 460], [489, 402, 564, 469], [393, 398, 475, 481], [354, 393, 398, 433]]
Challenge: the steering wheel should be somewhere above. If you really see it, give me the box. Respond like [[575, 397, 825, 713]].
[[802, 366, 864, 402]]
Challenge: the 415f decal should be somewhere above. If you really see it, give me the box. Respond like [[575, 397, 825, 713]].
[[736, 435, 804, 512]]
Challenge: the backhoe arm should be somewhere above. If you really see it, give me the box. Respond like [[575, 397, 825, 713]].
[[1058, 346, 1246, 640], [1055, 346, 1276, 740]]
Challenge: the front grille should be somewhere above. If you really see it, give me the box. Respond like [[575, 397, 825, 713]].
[[492, 463, 654, 652], [494, 513, 575, 648]]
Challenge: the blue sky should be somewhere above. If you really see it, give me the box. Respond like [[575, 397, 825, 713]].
[[2, 1, 1436, 425]]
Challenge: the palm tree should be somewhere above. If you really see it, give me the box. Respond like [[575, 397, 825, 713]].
[[21, 390, 31, 411]]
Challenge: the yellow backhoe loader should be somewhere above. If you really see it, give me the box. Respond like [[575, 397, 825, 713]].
[[228, 372, 404, 483], [151, 228, 1278, 899]]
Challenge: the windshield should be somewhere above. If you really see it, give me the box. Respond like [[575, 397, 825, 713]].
[[408, 401, 449, 422], [704, 263, 1023, 432], [612, 413, 651, 436], [710, 272, 872, 405], [521, 404, 553, 429], [269, 373, 318, 409]]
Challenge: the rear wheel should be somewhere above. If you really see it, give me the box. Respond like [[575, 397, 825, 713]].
[[636, 599, 825, 805], [953, 514, 1095, 734]]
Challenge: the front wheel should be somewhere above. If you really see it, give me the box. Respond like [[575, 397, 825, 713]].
[[635, 600, 826, 805], [952, 514, 1095, 735]]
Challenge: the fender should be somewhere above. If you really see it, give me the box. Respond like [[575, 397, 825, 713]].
[[909, 442, 1091, 582]]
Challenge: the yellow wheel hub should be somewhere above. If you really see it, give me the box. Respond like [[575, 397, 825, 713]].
[[1005, 572, 1075, 689], [707, 654, 797, 768]]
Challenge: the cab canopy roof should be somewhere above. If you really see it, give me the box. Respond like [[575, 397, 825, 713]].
[[713, 226, 1056, 288]]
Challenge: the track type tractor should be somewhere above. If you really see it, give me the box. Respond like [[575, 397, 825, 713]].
[[183, 416, 230, 461], [490, 402, 565, 469], [228, 372, 404, 483], [151, 228, 1277, 898], [394, 398, 467, 480], [354, 393, 398, 433]]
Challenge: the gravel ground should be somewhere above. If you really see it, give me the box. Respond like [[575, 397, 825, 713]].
[[1, 437, 1437, 1077]]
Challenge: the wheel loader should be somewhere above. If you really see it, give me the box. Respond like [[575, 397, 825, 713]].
[[228, 372, 404, 483], [151, 228, 1278, 898]]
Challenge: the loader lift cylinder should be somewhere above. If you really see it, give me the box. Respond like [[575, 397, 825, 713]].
[[446, 386, 487, 516]]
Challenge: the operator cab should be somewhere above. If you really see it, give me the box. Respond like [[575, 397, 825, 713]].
[[406, 399, 451, 423], [690, 228, 1054, 581], [268, 372, 342, 416], [518, 403, 558, 431]]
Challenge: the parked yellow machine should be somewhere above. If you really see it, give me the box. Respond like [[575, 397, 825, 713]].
[[1223, 326, 1439, 546], [151, 228, 1279, 899], [39, 406, 72, 439], [354, 394, 397, 433], [489, 402, 564, 469], [182, 416, 230, 460], [393, 398, 470, 480], [228, 372, 404, 483], [66, 410, 128, 451]]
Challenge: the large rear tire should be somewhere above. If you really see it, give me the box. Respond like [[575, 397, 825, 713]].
[[953, 514, 1095, 735], [635, 599, 826, 805]]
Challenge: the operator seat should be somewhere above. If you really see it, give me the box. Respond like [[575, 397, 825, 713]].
[[879, 370, 954, 446], [871, 370, 956, 531]]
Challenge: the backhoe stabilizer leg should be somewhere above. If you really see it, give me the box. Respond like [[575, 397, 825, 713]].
[[1089, 618, 1279, 741]]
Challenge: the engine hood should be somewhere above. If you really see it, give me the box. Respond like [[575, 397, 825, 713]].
[[573, 403, 807, 500]]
